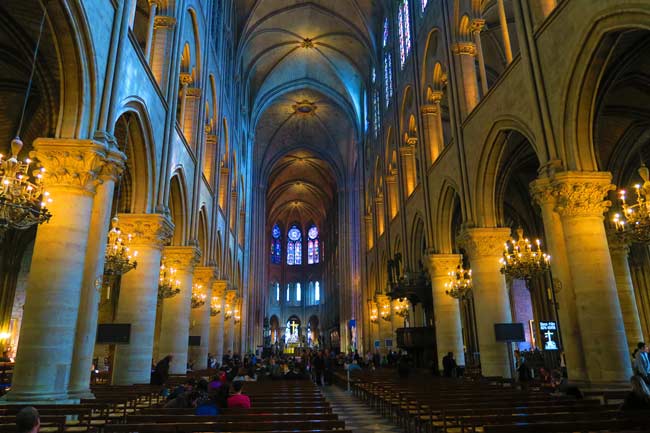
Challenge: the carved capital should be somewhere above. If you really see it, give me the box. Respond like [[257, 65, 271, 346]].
[[206, 134, 217, 145], [469, 18, 486, 34], [116, 213, 174, 249], [452, 41, 477, 56], [551, 172, 615, 218], [163, 245, 201, 270], [424, 253, 462, 277], [529, 176, 555, 208], [421, 104, 440, 116], [212, 279, 229, 297], [386, 173, 398, 184], [186, 87, 201, 97], [179, 72, 193, 86], [225, 289, 238, 302], [194, 266, 218, 288], [457, 227, 511, 259], [100, 148, 127, 182], [606, 230, 629, 255], [31, 138, 109, 193], [154, 15, 176, 30]]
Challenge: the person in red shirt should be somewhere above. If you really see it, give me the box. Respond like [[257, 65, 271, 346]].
[[227, 381, 251, 408]]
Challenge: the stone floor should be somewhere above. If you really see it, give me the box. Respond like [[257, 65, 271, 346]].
[[321, 385, 404, 433]]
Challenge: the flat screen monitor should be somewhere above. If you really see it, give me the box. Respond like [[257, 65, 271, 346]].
[[188, 336, 201, 346], [494, 323, 525, 342], [96, 324, 131, 344]]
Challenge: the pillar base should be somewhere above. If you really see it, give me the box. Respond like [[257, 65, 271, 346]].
[[0, 393, 79, 404], [67, 389, 95, 400]]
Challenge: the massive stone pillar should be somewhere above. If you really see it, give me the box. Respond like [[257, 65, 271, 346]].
[[452, 42, 480, 114], [69, 147, 125, 399], [425, 253, 465, 368], [608, 234, 644, 352], [458, 227, 512, 378], [7, 139, 108, 402], [112, 213, 173, 385], [552, 171, 631, 385], [530, 176, 588, 383], [159, 246, 200, 374], [210, 280, 227, 363], [189, 267, 216, 370]]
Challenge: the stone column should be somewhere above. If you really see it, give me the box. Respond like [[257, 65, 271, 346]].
[[144, 0, 159, 62], [608, 233, 644, 352], [218, 167, 229, 210], [112, 213, 173, 385], [189, 267, 216, 370], [223, 290, 237, 355], [552, 171, 632, 385], [425, 253, 465, 367], [182, 87, 201, 151], [364, 213, 374, 250], [6, 139, 108, 402], [452, 42, 480, 114], [159, 246, 200, 374], [375, 196, 385, 236], [386, 172, 399, 219], [69, 147, 126, 399], [530, 177, 588, 383], [421, 91, 444, 165], [150, 16, 177, 91], [399, 140, 417, 196], [497, 0, 513, 63], [230, 191, 238, 231], [458, 227, 513, 378], [211, 280, 227, 363], [470, 19, 489, 95]]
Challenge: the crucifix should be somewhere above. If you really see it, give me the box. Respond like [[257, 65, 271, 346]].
[[289, 321, 299, 336]]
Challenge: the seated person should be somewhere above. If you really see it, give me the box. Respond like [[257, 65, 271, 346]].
[[195, 379, 219, 415], [244, 367, 257, 382], [165, 390, 200, 408], [227, 381, 251, 408], [17, 407, 40, 433], [621, 375, 650, 412]]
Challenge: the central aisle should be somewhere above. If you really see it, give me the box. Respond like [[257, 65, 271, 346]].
[[321, 385, 404, 433]]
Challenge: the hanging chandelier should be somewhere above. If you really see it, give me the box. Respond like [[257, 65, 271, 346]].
[[369, 301, 379, 323], [445, 263, 472, 299], [210, 295, 221, 316], [234, 302, 241, 324], [158, 262, 180, 300], [190, 284, 206, 309], [612, 164, 650, 244], [500, 227, 550, 282], [224, 301, 233, 320], [103, 216, 137, 276], [393, 298, 409, 318], [379, 298, 391, 321], [0, 10, 53, 235]]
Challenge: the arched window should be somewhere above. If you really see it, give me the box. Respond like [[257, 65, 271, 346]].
[[287, 225, 302, 265], [271, 281, 280, 304], [296, 282, 301, 302], [271, 224, 282, 264], [307, 281, 321, 305], [421, 0, 428, 13], [315, 281, 320, 303], [307, 225, 320, 264], [373, 89, 380, 137], [398, 0, 412, 68], [383, 18, 394, 107], [286, 283, 291, 302]]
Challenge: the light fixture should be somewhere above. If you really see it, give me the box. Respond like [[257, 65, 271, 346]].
[[234, 301, 241, 324], [445, 263, 472, 299], [393, 298, 409, 318], [612, 163, 650, 244], [224, 301, 233, 321], [0, 10, 52, 235], [158, 261, 180, 300], [500, 227, 550, 283], [369, 301, 379, 323], [190, 284, 206, 308], [103, 216, 137, 276], [210, 296, 221, 316]]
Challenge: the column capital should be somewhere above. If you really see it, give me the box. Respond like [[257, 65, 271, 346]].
[[212, 279, 229, 296], [163, 245, 201, 270], [606, 230, 630, 255], [386, 173, 398, 183], [186, 87, 201, 97], [457, 227, 511, 259], [206, 134, 217, 145], [421, 104, 440, 116], [154, 15, 176, 30], [451, 41, 477, 56], [100, 148, 127, 182], [400, 140, 417, 152], [179, 72, 193, 86], [225, 289, 238, 302], [374, 195, 384, 205], [529, 176, 555, 208], [31, 138, 110, 193], [552, 171, 615, 218], [117, 213, 174, 249], [194, 266, 218, 288], [469, 18, 486, 34], [424, 253, 462, 277]]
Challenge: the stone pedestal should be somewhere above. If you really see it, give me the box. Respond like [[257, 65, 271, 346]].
[[189, 267, 216, 370], [112, 214, 173, 385], [425, 253, 465, 368], [159, 246, 200, 374], [552, 171, 631, 385], [458, 227, 512, 378], [7, 139, 108, 401], [69, 148, 125, 399], [608, 234, 644, 352]]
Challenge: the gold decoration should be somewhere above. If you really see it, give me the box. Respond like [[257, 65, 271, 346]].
[[499, 227, 550, 281], [612, 164, 650, 243]]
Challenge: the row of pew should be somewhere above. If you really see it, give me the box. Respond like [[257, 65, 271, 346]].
[[345, 368, 648, 433]]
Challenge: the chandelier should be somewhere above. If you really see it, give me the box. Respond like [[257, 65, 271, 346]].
[[224, 301, 233, 321], [445, 263, 472, 299], [379, 299, 391, 321], [210, 296, 221, 316], [393, 298, 409, 318], [103, 216, 137, 276], [369, 301, 379, 323], [190, 285, 206, 309], [500, 227, 550, 282], [234, 303, 241, 324], [612, 164, 650, 243], [0, 9, 53, 235], [158, 262, 180, 300], [0, 138, 52, 234]]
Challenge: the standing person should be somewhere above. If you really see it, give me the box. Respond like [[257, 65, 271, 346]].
[[313, 351, 325, 386], [227, 381, 251, 408], [634, 342, 650, 384], [515, 350, 532, 390], [442, 352, 457, 378], [151, 355, 172, 385], [16, 407, 40, 433]]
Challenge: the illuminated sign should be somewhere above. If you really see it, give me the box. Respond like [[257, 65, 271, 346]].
[[539, 321, 559, 350]]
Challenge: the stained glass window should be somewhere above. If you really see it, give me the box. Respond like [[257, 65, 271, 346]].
[[371, 67, 376, 84], [276, 282, 280, 302], [315, 281, 320, 302], [286, 284, 290, 302], [398, 0, 411, 68], [383, 18, 389, 48], [307, 225, 320, 264], [373, 89, 380, 137], [384, 52, 393, 106], [287, 225, 302, 265], [421, 0, 428, 13], [271, 224, 281, 264], [296, 282, 301, 302]]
